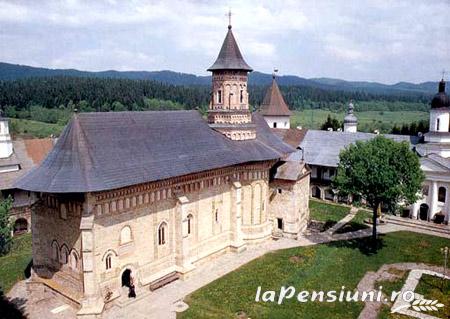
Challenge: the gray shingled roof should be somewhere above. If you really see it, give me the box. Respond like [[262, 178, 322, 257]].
[[299, 130, 419, 167], [425, 153, 450, 170], [15, 111, 293, 193], [207, 26, 252, 72]]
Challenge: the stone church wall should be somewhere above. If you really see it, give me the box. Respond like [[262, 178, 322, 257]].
[[30, 194, 84, 297]]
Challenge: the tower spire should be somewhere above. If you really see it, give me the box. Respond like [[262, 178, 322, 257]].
[[226, 9, 232, 29]]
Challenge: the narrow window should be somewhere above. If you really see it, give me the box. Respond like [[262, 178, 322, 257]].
[[438, 187, 446, 202], [217, 90, 222, 104], [240, 90, 243, 103], [158, 222, 167, 245], [187, 214, 193, 235], [273, 122, 277, 128], [277, 188, 282, 194], [437, 118, 440, 131], [215, 209, 219, 222], [106, 255, 112, 270]]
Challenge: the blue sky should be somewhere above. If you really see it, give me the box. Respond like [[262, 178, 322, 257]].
[[0, 0, 448, 83]]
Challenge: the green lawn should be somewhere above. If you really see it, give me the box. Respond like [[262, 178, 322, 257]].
[[415, 274, 450, 318], [291, 110, 428, 133], [309, 200, 350, 230], [0, 234, 32, 293], [10, 118, 64, 138], [336, 210, 372, 234], [179, 232, 450, 319]]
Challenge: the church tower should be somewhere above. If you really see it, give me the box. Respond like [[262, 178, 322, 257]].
[[421, 78, 450, 157], [343, 102, 358, 133], [207, 20, 256, 140]]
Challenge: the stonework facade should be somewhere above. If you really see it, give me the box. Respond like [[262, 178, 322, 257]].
[[28, 161, 310, 318]]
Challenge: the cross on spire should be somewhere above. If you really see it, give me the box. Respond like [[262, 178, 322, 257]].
[[442, 69, 446, 81], [226, 9, 232, 29]]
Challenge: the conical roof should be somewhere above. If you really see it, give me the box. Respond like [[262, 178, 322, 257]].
[[259, 77, 293, 116], [207, 26, 252, 72]]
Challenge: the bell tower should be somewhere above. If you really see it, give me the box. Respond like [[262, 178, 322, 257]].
[[207, 16, 256, 140]]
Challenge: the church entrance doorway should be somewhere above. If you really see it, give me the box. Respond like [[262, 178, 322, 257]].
[[121, 269, 131, 288], [419, 204, 429, 221]]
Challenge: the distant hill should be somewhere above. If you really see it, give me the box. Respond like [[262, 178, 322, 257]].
[[0, 62, 438, 95]]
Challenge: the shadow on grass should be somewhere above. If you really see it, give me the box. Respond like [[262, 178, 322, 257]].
[[326, 234, 386, 256], [0, 289, 27, 319], [335, 222, 369, 234]]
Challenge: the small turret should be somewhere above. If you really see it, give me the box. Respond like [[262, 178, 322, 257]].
[[343, 102, 358, 133]]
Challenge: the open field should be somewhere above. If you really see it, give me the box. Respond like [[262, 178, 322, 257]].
[[179, 232, 450, 319], [10, 118, 64, 138], [7, 108, 429, 139], [0, 233, 32, 293], [291, 110, 429, 133]]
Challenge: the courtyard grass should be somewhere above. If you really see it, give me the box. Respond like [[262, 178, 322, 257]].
[[0, 233, 32, 293], [179, 232, 450, 319], [309, 199, 350, 230]]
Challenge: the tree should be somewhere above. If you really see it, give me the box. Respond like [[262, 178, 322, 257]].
[[0, 196, 13, 256], [320, 114, 342, 131], [332, 136, 424, 249]]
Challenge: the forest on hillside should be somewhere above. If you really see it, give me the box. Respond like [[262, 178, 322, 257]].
[[0, 76, 432, 127]]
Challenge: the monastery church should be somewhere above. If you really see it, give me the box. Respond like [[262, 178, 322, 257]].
[[15, 23, 311, 318]]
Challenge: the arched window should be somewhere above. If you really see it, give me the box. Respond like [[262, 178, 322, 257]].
[[120, 226, 132, 245], [437, 118, 440, 131], [51, 241, 59, 262], [240, 90, 244, 103], [60, 245, 69, 264], [158, 222, 167, 245], [105, 254, 112, 270], [217, 90, 222, 104], [438, 186, 446, 202], [215, 209, 219, 223], [187, 214, 193, 235]]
